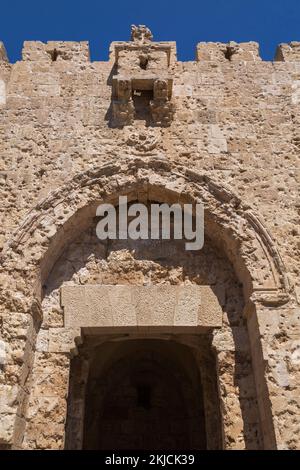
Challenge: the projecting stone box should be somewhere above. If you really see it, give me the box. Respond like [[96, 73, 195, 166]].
[[110, 25, 176, 126]]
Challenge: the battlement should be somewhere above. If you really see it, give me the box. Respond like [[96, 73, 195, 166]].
[[196, 41, 261, 62], [21, 41, 90, 63], [275, 41, 300, 61], [1, 38, 300, 64]]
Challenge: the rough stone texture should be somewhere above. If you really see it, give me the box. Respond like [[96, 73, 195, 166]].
[[61, 284, 222, 330], [0, 28, 299, 450]]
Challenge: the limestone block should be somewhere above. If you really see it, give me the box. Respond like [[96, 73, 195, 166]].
[[11, 415, 26, 449], [135, 286, 176, 326], [208, 138, 227, 154], [199, 286, 225, 326], [0, 413, 16, 444], [212, 327, 250, 353], [34, 351, 70, 369], [24, 421, 65, 449], [2, 312, 34, 344], [174, 286, 200, 326], [207, 124, 227, 154], [32, 368, 70, 397], [255, 308, 281, 337], [48, 327, 81, 353], [197, 42, 228, 62], [0, 79, 6, 105], [196, 41, 261, 62], [26, 396, 66, 423], [291, 80, 300, 105], [107, 286, 137, 326], [273, 359, 290, 388], [0, 340, 7, 365], [230, 42, 261, 62], [289, 340, 300, 367], [0, 385, 18, 414], [36, 329, 49, 352]]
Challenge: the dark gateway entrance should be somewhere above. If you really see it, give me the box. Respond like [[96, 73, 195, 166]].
[[66, 338, 212, 450]]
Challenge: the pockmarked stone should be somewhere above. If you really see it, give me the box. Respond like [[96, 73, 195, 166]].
[[0, 27, 299, 451], [61, 285, 222, 330]]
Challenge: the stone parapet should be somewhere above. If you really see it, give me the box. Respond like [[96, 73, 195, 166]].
[[0, 39, 299, 64], [196, 41, 261, 62], [22, 41, 90, 63], [275, 42, 300, 61]]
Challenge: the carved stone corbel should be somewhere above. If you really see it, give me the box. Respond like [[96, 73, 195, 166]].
[[150, 79, 174, 126], [112, 78, 135, 126]]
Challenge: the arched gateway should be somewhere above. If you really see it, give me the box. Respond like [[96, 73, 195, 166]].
[[0, 158, 292, 450]]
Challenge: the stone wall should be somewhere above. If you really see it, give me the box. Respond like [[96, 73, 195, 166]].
[[0, 38, 299, 291], [0, 31, 299, 449]]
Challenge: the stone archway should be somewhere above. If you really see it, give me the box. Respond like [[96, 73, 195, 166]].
[[0, 157, 292, 450]]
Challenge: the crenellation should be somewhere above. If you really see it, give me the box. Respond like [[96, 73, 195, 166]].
[[3, 39, 300, 65], [22, 41, 90, 63], [196, 41, 261, 62], [275, 42, 300, 62], [196, 42, 228, 62]]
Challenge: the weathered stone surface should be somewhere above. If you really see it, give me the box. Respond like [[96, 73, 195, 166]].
[[0, 414, 15, 445], [0, 79, 5, 105], [0, 27, 299, 450], [61, 285, 222, 330], [275, 42, 300, 61]]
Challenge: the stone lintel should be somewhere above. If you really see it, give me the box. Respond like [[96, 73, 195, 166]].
[[61, 285, 222, 331]]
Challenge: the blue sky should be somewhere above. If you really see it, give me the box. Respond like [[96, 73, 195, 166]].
[[1, 0, 299, 62]]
